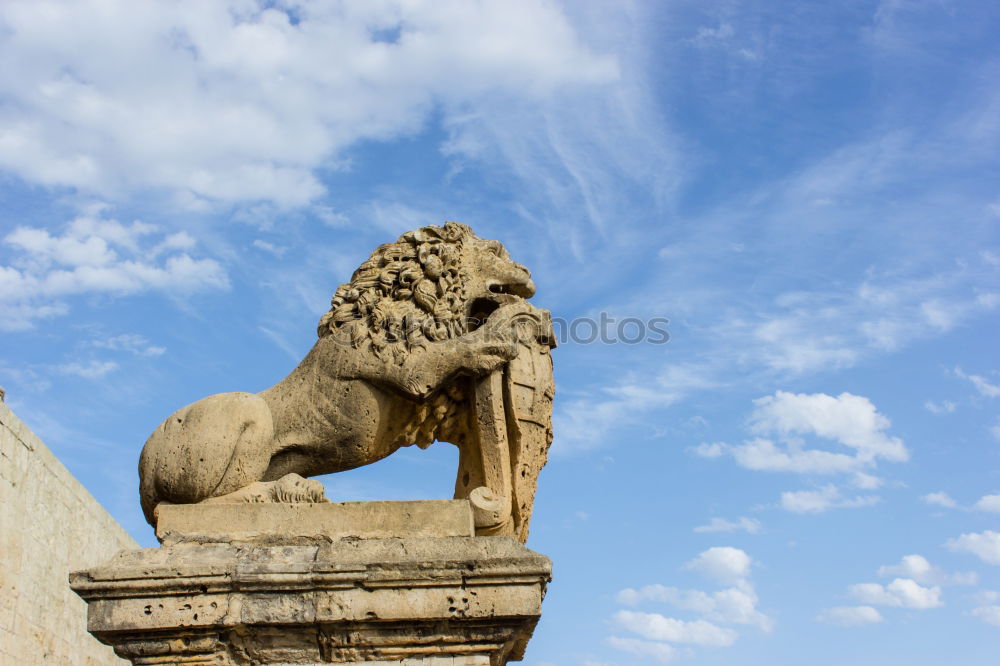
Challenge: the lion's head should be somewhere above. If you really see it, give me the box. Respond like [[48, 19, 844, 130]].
[[317, 221, 535, 362]]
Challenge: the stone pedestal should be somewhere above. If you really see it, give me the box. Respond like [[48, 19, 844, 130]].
[[69, 501, 550, 665]]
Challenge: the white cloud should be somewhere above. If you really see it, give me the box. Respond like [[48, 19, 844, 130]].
[[817, 605, 884, 627], [684, 547, 752, 583], [970, 605, 1000, 627], [734, 438, 862, 474], [613, 610, 737, 647], [1, 212, 228, 330], [751, 391, 908, 463], [55, 360, 118, 379], [0, 0, 616, 207], [947, 530, 1000, 565], [695, 392, 907, 480], [693, 517, 762, 534], [849, 578, 942, 609], [92, 333, 165, 357], [851, 472, 884, 489], [877, 555, 977, 586], [974, 494, 1000, 514], [610, 546, 771, 663], [692, 442, 727, 458], [924, 400, 957, 414], [954, 367, 1000, 398], [780, 485, 879, 514], [922, 491, 958, 509], [616, 582, 772, 632], [605, 637, 676, 665]]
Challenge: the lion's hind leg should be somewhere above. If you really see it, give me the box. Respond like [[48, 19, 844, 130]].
[[139, 392, 276, 524]]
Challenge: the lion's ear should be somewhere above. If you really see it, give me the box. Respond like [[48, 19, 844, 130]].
[[442, 221, 461, 240], [421, 225, 445, 241]]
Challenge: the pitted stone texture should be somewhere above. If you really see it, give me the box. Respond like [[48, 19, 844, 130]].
[[71, 536, 550, 665], [155, 500, 475, 545], [0, 401, 136, 665]]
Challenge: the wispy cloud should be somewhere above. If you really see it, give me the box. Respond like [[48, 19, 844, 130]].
[[92, 333, 165, 357], [970, 605, 1000, 627], [780, 485, 880, 514], [954, 367, 1000, 398], [817, 605, 883, 627], [54, 359, 118, 379], [924, 400, 957, 415], [922, 491, 958, 509], [554, 363, 714, 454], [252, 239, 287, 258], [693, 517, 762, 534]]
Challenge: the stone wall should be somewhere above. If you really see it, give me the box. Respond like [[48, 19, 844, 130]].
[[0, 400, 136, 665]]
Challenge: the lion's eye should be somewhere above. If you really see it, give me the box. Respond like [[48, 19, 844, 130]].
[[487, 241, 506, 258]]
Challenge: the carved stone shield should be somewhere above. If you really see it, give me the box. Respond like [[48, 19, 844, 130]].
[[503, 308, 556, 542], [459, 304, 555, 542]]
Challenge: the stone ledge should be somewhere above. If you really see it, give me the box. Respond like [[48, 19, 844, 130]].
[[154, 499, 476, 545], [71, 536, 551, 665]]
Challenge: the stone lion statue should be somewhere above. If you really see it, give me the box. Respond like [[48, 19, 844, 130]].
[[139, 222, 554, 542]]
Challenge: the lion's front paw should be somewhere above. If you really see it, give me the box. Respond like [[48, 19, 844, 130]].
[[271, 474, 329, 503], [466, 342, 518, 375], [487, 342, 519, 361], [203, 473, 329, 506]]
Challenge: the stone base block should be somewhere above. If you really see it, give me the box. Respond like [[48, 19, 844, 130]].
[[70, 531, 550, 665], [155, 500, 476, 545]]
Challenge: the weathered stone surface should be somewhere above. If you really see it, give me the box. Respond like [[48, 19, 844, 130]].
[[71, 535, 551, 665], [155, 500, 476, 545], [138, 222, 555, 543], [1, 401, 135, 665]]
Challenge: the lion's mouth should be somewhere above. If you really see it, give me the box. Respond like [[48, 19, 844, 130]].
[[467, 291, 522, 331], [466, 278, 535, 331]]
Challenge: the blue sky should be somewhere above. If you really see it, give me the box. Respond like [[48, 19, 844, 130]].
[[2, 1, 999, 663]]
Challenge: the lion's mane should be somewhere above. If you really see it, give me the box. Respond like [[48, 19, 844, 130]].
[[316, 221, 492, 448], [317, 221, 484, 364]]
